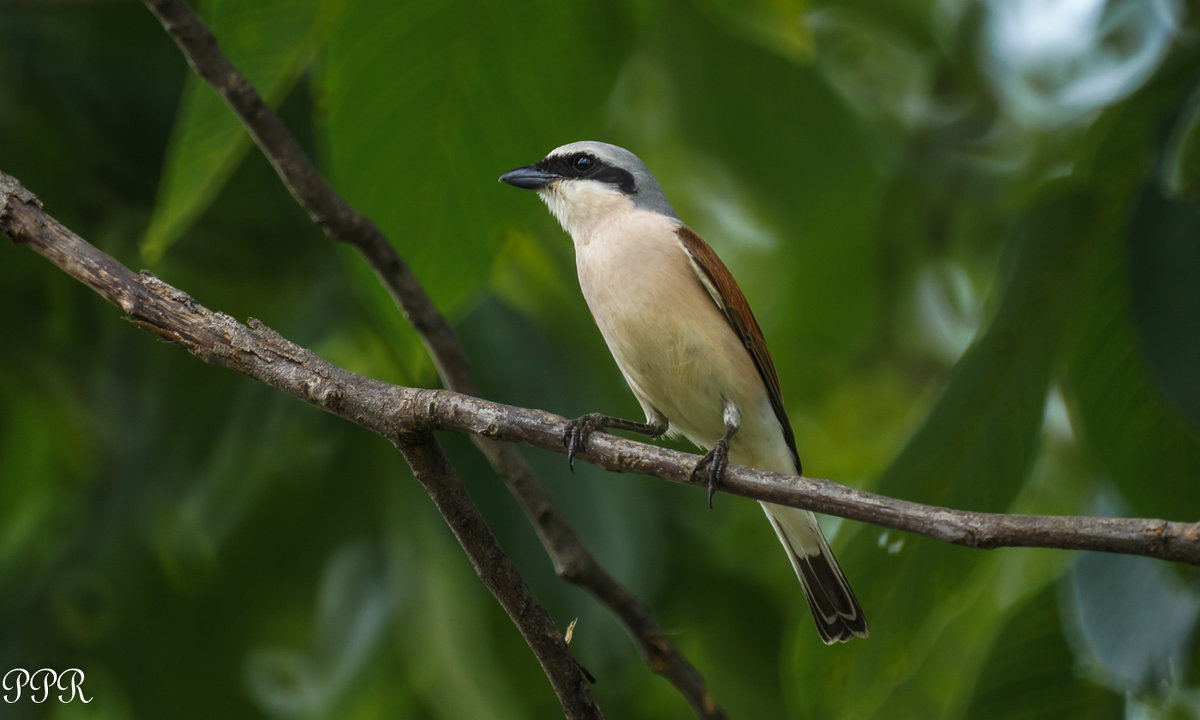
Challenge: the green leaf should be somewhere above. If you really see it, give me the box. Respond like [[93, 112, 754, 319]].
[[1064, 196, 1200, 521], [0, 392, 83, 588], [693, 0, 814, 63], [1128, 185, 1200, 429], [313, 0, 635, 322], [789, 183, 1099, 717], [965, 584, 1121, 720], [142, 0, 351, 263], [1162, 79, 1200, 202]]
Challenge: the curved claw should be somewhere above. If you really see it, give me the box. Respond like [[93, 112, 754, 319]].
[[563, 413, 606, 473], [691, 438, 730, 509]]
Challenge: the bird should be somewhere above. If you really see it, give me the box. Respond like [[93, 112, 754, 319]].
[[499, 141, 867, 644]]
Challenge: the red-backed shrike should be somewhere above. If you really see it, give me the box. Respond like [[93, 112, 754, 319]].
[[500, 141, 867, 643]]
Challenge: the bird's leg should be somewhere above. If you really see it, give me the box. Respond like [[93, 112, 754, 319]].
[[692, 403, 741, 509], [564, 410, 668, 472]]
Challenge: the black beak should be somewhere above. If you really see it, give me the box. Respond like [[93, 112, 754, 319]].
[[498, 165, 559, 190]]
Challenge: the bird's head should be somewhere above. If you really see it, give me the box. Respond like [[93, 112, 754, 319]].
[[499, 141, 677, 239]]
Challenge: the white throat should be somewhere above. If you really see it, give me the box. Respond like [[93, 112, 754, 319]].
[[538, 180, 635, 244]]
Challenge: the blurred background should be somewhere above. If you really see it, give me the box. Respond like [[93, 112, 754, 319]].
[[1, 0, 1198, 717]]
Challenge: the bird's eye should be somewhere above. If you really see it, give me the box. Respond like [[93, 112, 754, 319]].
[[573, 155, 595, 173]]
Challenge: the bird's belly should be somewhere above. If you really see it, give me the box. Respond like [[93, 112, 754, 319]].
[[574, 213, 793, 472], [584, 270, 784, 467], [606, 312, 728, 440]]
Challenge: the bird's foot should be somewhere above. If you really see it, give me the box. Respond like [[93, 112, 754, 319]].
[[563, 413, 610, 472], [691, 438, 730, 509]]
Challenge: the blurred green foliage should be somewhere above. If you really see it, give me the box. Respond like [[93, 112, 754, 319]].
[[1, 0, 1198, 718]]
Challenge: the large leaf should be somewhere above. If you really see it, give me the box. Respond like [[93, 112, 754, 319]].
[[1128, 185, 1200, 430], [142, 0, 351, 262], [1064, 200, 1200, 521], [964, 584, 1121, 720], [314, 0, 636, 325], [788, 184, 1099, 717], [1057, 55, 1200, 522], [693, 0, 814, 63]]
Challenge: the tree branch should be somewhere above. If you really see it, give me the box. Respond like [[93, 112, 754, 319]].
[[396, 434, 603, 720], [140, 0, 469, 387], [0, 173, 602, 720], [137, 2, 724, 717], [405, 395, 1200, 565], [4, 171, 1198, 568]]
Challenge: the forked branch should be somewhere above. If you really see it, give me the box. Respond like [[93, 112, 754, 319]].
[[138, 0, 724, 717]]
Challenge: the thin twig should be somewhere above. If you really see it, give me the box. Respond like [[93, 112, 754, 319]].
[[396, 434, 604, 720], [137, 1, 724, 716], [4, 177, 1197, 568]]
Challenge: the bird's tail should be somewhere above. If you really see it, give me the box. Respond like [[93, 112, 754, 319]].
[[761, 502, 868, 644]]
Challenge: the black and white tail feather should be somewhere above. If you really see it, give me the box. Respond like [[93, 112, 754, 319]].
[[762, 503, 867, 643]]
